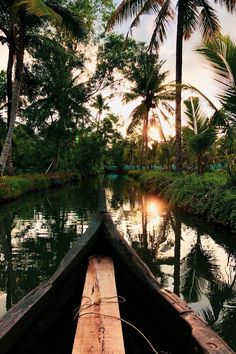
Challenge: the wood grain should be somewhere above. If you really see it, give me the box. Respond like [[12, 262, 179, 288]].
[[72, 256, 125, 354]]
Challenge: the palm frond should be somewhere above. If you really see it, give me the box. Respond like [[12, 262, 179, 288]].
[[189, 127, 216, 154], [27, 34, 83, 65], [155, 90, 175, 101], [160, 101, 174, 114], [127, 102, 147, 133], [17, 0, 61, 22], [107, 0, 148, 31], [197, 36, 234, 85], [152, 109, 168, 141], [46, 2, 86, 40], [198, 0, 221, 40], [184, 96, 208, 133], [197, 36, 236, 119], [182, 0, 199, 40], [122, 91, 139, 103], [17, 0, 86, 40], [180, 83, 219, 111], [214, 0, 236, 12], [181, 242, 220, 303], [149, 0, 174, 50], [128, 0, 164, 35]]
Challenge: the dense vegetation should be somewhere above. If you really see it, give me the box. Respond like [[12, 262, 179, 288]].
[[1, 0, 236, 210], [129, 170, 236, 230], [0, 172, 79, 202]]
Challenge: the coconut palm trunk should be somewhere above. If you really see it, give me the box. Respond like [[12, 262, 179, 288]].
[[0, 17, 25, 176], [5, 16, 16, 175], [175, 0, 184, 173], [141, 111, 149, 169]]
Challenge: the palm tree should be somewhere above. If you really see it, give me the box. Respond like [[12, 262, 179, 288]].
[[183, 96, 216, 174], [107, 0, 236, 172], [124, 52, 174, 167], [91, 93, 110, 128], [197, 35, 236, 174], [0, 0, 86, 175]]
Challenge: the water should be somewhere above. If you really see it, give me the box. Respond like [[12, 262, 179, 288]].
[[0, 176, 236, 350], [0, 182, 100, 316]]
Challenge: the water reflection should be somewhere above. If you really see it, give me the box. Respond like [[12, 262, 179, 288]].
[[105, 176, 236, 350], [0, 176, 236, 350], [0, 182, 100, 317]]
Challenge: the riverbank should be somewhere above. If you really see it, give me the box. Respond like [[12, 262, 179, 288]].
[[129, 170, 236, 231], [0, 172, 80, 203]]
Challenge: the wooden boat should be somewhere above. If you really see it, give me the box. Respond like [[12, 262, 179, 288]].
[[0, 195, 234, 354]]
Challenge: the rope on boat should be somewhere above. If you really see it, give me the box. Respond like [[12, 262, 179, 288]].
[[74, 296, 159, 354]]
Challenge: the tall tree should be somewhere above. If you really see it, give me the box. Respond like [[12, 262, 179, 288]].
[[123, 52, 174, 167], [0, 0, 86, 175], [23, 36, 89, 171], [107, 0, 236, 171], [92, 93, 110, 128]]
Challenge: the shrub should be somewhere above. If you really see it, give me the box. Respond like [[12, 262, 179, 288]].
[[135, 170, 236, 230], [0, 172, 79, 203]]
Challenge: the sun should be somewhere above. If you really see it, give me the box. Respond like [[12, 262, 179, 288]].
[[149, 126, 160, 141]]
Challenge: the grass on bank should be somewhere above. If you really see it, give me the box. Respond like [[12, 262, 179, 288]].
[[128, 170, 236, 230], [0, 172, 79, 203]]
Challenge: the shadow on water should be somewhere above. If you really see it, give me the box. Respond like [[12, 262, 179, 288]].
[[105, 175, 236, 351]]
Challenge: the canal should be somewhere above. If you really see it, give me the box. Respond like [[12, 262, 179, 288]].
[[0, 176, 236, 350]]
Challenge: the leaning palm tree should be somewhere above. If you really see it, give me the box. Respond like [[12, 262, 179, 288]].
[[183, 96, 216, 174], [0, 0, 86, 175], [197, 35, 236, 174], [124, 52, 174, 167], [107, 0, 236, 172]]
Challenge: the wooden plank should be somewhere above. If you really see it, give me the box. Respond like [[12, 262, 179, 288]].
[[72, 255, 125, 354]]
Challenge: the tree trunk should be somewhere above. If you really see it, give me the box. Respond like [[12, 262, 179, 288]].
[[197, 153, 203, 175], [6, 147, 14, 176], [0, 16, 25, 175], [6, 16, 16, 175], [142, 111, 149, 170], [140, 119, 145, 169], [175, 0, 184, 172]]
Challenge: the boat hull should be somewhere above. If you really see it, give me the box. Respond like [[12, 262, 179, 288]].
[[0, 212, 234, 354]]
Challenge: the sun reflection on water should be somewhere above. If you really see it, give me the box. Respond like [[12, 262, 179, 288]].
[[105, 180, 236, 349]]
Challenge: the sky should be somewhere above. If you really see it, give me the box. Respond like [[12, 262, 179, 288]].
[[1, 2, 236, 137], [110, 2, 236, 133]]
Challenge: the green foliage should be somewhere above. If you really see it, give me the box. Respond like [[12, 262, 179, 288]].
[[197, 36, 236, 131], [127, 170, 142, 179], [139, 171, 175, 194], [137, 171, 236, 229], [91, 33, 145, 93], [183, 97, 216, 174], [0, 172, 79, 202], [73, 133, 104, 176]]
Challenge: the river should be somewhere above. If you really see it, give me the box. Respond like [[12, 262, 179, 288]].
[[0, 176, 236, 350]]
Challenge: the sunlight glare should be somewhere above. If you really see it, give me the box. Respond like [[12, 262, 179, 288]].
[[146, 199, 160, 215], [149, 127, 159, 141]]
